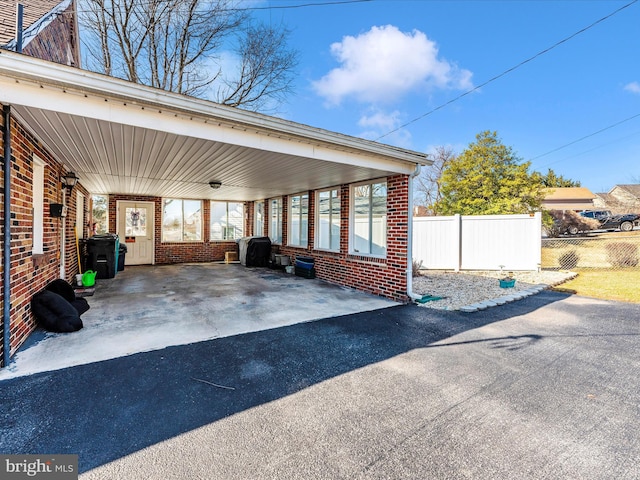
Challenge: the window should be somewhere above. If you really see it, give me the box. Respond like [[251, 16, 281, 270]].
[[211, 201, 244, 240], [92, 195, 108, 234], [32, 156, 45, 254], [76, 192, 85, 239], [316, 188, 340, 251], [254, 200, 264, 236], [162, 199, 202, 242], [125, 206, 147, 237], [288, 193, 308, 247], [269, 197, 283, 244], [350, 180, 387, 256]]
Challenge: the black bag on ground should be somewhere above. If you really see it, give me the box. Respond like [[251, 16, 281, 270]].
[[31, 290, 84, 333], [45, 279, 90, 316]]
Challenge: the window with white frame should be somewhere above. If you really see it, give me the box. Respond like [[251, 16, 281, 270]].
[[269, 197, 283, 244], [32, 156, 45, 254], [288, 193, 308, 247], [350, 180, 387, 256], [316, 188, 340, 251], [92, 195, 108, 234], [76, 192, 85, 239], [162, 199, 202, 242], [254, 200, 264, 236], [210, 201, 244, 240]]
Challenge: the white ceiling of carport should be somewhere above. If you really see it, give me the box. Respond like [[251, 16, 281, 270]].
[[0, 51, 428, 202]]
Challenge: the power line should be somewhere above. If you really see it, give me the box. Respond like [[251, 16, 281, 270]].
[[537, 129, 640, 169], [532, 112, 640, 162], [375, 0, 639, 141]]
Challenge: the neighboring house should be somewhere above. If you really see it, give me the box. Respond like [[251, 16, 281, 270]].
[[0, 0, 80, 66], [608, 185, 640, 212], [593, 192, 618, 209], [413, 205, 429, 217], [594, 185, 640, 213], [541, 187, 596, 211], [0, 48, 429, 367]]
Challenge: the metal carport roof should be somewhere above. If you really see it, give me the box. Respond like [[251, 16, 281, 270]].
[[0, 50, 429, 201]]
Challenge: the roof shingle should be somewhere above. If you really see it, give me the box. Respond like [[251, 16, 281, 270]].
[[0, 0, 64, 46]]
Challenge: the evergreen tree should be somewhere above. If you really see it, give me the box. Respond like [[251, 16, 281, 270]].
[[435, 131, 544, 215], [540, 168, 581, 187]]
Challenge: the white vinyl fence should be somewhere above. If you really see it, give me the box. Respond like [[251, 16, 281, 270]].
[[413, 213, 542, 271]]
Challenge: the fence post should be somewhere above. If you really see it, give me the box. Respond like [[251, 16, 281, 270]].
[[454, 213, 462, 272], [534, 212, 542, 271]]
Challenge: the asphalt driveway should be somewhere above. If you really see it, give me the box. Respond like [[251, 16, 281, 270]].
[[1, 290, 639, 479]]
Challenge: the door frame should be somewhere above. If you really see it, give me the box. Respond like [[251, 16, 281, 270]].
[[116, 200, 156, 265]]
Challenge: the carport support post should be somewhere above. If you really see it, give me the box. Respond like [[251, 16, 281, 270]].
[[2, 104, 12, 368]]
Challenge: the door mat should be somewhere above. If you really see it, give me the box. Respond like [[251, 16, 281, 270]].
[[74, 287, 95, 297]]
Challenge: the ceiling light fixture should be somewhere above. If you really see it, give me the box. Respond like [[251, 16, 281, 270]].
[[209, 181, 222, 190]]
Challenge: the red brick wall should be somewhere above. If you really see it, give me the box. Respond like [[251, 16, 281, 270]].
[[0, 106, 86, 365], [108, 195, 243, 264], [277, 176, 410, 302], [23, 2, 80, 67]]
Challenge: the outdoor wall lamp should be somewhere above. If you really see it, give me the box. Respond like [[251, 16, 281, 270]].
[[61, 171, 79, 193], [209, 181, 222, 189]]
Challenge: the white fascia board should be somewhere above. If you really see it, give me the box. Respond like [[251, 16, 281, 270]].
[[0, 51, 429, 172]]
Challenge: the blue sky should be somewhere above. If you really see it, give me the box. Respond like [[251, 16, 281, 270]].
[[249, 0, 640, 194]]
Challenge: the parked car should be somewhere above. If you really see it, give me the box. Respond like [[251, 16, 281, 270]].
[[579, 210, 639, 232]]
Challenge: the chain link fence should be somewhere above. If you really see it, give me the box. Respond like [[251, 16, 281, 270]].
[[542, 233, 640, 270]]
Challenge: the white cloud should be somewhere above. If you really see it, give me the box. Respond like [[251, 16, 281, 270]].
[[357, 109, 413, 148], [624, 81, 640, 94], [312, 25, 473, 106]]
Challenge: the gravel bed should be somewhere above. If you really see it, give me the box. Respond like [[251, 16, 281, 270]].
[[412, 270, 577, 311]]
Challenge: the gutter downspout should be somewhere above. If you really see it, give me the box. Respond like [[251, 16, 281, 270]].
[[406, 163, 423, 302], [3, 105, 11, 367]]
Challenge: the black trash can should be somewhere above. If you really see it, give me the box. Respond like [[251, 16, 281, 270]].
[[85, 234, 119, 279], [118, 243, 128, 271]]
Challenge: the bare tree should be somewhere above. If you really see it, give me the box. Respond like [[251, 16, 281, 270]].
[[217, 22, 298, 111], [414, 146, 456, 215], [80, 0, 299, 110]]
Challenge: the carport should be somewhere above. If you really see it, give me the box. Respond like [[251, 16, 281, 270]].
[[1, 50, 428, 366]]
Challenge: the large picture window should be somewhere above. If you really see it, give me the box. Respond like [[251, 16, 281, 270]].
[[288, 193, 308, 247], [162, 199, 202, 242], [316, 188, 340, 251], [269, 197, 283, 244], [210, 201, 244, 240], [350, 181, 387, 256], [254, 200, 264, 236]]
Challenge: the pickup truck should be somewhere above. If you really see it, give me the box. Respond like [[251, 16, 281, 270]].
[[579, 210, 639, 232]]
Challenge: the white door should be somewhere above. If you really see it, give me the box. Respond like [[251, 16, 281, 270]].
[[117, 201, 154, 265]]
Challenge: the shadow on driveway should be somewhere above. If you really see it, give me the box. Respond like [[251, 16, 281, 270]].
[[2, 290, 639, 478]]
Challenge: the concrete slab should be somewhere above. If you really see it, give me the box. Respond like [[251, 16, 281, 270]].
[[0, 263, 397, 380]]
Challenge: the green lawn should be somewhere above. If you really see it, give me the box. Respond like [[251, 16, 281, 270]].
[[554, 268, 640, 303]]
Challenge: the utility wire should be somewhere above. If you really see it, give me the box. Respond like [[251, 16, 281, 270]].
[[375, 0, 639, 141], [532, 112, 640, 161]]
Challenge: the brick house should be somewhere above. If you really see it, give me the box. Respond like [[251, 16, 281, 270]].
[[1, 0, 85, 367], [1, 47, 429, 368], [0, 0, 80, 65]]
